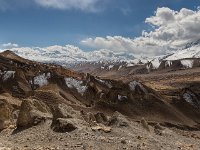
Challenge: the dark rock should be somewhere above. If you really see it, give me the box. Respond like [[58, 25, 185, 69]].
[[52, 118, 77, 133], [141, 118, 150, 132], [94, 112, 108, 124], [53, 104, 76, 119], [154, 128, 162, 136], [108, 111, 129, 127], [121, 139, 127, 144], [87, 112, 97, 125]]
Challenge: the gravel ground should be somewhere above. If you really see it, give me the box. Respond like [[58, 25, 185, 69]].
[[0, 120, 200, 150]]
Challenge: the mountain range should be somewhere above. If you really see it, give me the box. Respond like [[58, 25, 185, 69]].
[[1, 41, 200, 72]]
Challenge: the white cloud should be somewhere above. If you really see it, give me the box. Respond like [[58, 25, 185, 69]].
[[34, 0, 102, 12], [0, 0, 104, 12], [81, 36, 170, 56], [81, 7, 200, 56], [1, 43, 19, 49], [1, 7, 200, 56]]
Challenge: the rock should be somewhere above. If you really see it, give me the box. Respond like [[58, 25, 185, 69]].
[[80, 110, 88, 122], [80, 111, 97, 125], [12, 110, 20, 120], [137, 136, 142, 140], [154, 123, 165, 130], [91, 124, 111, 133], [121, 138, 127, 144], [17, 99, 52, 128], [154, 123, 165, 135], [51, 118, 77, 132], [141, 118, 150, 132], [87, 112, 97, 125], [94, 112, 108, 124], [0, 99, 13, 130], [154, 128, 162, 135], [53, 104, 76, 119], [108, 111, 129, 127]]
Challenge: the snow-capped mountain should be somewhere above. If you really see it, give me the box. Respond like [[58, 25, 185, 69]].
[[165, 45, 200, 61], [0, 41, 200, 72], [0, 45, 154, 68], [146, 41, 200, 70]]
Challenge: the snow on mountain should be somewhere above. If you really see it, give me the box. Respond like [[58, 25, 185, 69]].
[[0, 45, 138, 63], [180, 60, 194, 68], [0, 45, 154, 68], [0, 71, 15, 82], [0, 41, 200, 71], [149, 58, 161, 69], [165, 45, 200, 60], [33, 73, 51, 87], [65, 77, 88, 94]]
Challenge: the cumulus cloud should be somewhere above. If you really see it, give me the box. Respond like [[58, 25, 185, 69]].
[[144, 7, 200, 48], [81, 7, 200, 56], [34, 0, 102, 12], [81, 36, 167, 56]]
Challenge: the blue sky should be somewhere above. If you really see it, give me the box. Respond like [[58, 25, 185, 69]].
[[0, 0, 200, 55]]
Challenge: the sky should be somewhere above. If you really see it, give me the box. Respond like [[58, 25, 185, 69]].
[[0, 0, 200, 56]]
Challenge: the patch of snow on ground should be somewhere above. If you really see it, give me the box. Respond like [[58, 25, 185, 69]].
[[101, 66, 105, 70], [108, 65, 114, 70], [96, 78, 112, 88], [100, 93, 104, 98], [129, 81, 148, 93], [165, 61, 172, 67], [146, 64, 151, 72], [118, 65, 122, 70], [65, 77, 87, 94], [118, 95, 128, 101], [126, 63, 134, 67], [151, 58, 161, 69], [34, 73, 51, 87], [183, 92, 195, 105], [2, 71, 15, 81], [181, 60, 194, 68]]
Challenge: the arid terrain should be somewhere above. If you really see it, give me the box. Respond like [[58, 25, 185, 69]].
[[0, 50, 200, 150]]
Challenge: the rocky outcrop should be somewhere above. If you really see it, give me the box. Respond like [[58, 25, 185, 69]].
[[0, 99, 13, 130], [17, 99, 52, 128]]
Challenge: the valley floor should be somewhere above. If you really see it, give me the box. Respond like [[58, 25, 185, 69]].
[[0, 120, 200, 150]]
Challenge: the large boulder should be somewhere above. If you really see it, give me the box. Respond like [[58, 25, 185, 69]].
[[0, 99, 13, 130], [17, 99, 52, 128]]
